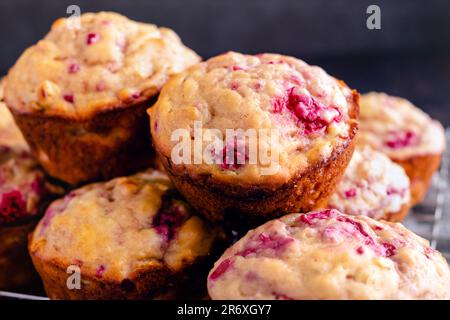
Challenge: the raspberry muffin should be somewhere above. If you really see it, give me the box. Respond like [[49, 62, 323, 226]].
[[4, 12, 200, 185], [208, 209, 450, 300], [29, 170, 224, 300], [149, 52, 359, 225], [328, 146, 411, 222], [358, 92, 445, 204], [0, 94, 52, 289]]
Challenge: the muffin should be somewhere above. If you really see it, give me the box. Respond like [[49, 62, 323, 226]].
[[358, 92, 445, 204], [149, 52, 359, 225], [4, 12, 200, 185], [0, 83, 52, 289], [29, 170, 224, 300], [328, 146, 411, 222], [207, 209, 450, 300]]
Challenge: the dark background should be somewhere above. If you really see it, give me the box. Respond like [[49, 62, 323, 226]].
[[1, 0, 449, 125]]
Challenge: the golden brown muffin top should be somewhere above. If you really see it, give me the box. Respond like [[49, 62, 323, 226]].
[[358, 92, 445, 159], [30, 170, 219, 281], [208, 209, 450, 300], [4, 12, 200, 119], [150, 52, 357, 184]]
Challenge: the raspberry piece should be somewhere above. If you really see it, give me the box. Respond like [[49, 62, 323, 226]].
[[95, 265, 106, 278], [381, 242, 397, 257], [209, 258, 233, 281], [384, 130, 419, 149], [344, 188, 357, 198], [237, 233, 294, 257], [63, 94, 74, 103], [336, 216, 398, 258], [272, 88, 341, 134], [272, 96, 286, 114], [273, 292, 294, 300], [130, 91, 141, 100], [386, 187, 406, 197], [230, 66, 244, 71], [216, 139, 248, 170], [68, 63, 80, 74], [86, 33, 100, 45], [298, 209, 335, 225], [0, 190, 28, 224], [153, 197, 187, 242], [337, 215, 375, 246]]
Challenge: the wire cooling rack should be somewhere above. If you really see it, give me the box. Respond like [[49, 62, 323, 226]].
[[1, 129, 450, 300], [403, 128, 450, 261]]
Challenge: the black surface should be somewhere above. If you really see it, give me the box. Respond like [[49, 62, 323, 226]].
[[0, 0, 449, 124]]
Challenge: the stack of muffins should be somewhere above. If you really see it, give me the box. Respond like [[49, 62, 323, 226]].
[[1, 12, 449, 300]]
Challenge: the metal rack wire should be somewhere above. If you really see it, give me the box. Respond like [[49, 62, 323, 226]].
[[1, 129, 450, 300]]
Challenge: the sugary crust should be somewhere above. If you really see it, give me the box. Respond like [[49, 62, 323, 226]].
[[30, 250, 212, 300], [207, 210, 450, 300], [159, 120, 356, 227], [0, 221, 38, 289], [392, 153, 442, 204], [4, 12, 200, 119], [11, 101, 154, 185]]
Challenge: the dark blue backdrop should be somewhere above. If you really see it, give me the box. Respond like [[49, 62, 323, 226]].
[[1, 0, 449, 124]]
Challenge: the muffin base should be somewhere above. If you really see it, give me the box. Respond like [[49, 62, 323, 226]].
[[10, 101, 156, 186], [30, 253, 216, 300], [160, 132, 356, 228], [392, 153, 442, 205], [0, 221, 39, 289]]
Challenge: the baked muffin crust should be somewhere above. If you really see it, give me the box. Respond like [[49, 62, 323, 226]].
[[150, 52, 358, 185], [358, 92, 445, 203], [208, 209, 450, 300], [358, 92, 445, 160], [4, 12, 200, 119], [31, 170, 217, 279], [29, 170, 222, 298]]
